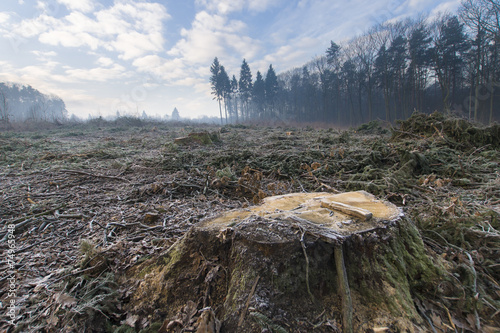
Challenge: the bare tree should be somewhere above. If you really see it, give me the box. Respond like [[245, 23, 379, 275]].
[[27, 95, 49, 121], [407, 17, 432, 114], [460, 0, 492, 121], [312, 56, 329, 121], [482, 0, 500, 38], [352, 33, 379, 121]]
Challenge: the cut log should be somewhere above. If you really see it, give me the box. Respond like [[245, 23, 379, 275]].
[[123, 191, 442, 332], [319, 200, 372, 221]]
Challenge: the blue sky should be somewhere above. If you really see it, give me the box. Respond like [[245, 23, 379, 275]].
[[0, 0, 461, 119]]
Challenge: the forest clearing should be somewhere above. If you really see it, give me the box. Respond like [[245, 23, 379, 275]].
[[0, 112, 499, 332]]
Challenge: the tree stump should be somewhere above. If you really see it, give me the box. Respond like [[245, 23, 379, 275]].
[[124, 191, 441, 332]]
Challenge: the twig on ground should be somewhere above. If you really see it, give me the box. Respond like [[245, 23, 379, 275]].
[[60, 169, 130, 182]]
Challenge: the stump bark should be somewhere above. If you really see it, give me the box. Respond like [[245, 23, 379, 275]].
[[124, 191, 441, 332]]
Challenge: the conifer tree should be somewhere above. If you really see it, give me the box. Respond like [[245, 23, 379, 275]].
[[239, 59, 253, 120], [374, 45, 392, 122], [387, 35, 408, 119], [230, 75, 239, 123], [219, 65, 231, 124], [171, 107, 180, 121], [210, 57, 224, 124], [265, 65, 279, 118], [252, 71, 265, 119]]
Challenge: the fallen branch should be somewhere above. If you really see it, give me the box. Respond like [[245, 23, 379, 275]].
[[6, 204, 66, 225], [299, 227, 315, 303], [15, 237, 59, 254], [0, 205, 67, 241], [55, 211, 85, 219], [60, 169, 130, 182], [238, 275, 260, 328]]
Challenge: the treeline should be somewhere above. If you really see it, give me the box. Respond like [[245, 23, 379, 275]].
[[0, 82, 68, 123], [210, 0, 499, 126]]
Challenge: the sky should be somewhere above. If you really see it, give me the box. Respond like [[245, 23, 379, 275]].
[[0, 0, 462, 120]]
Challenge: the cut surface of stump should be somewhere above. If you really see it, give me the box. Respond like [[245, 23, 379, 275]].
[[123, 191, 441, 332], [204, 190, 401, 234]]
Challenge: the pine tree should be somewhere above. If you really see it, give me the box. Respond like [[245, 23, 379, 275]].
[[326, 41, 342, 123], [326, 41, 341, 66], [265, 65, 279, 118], [374, 44, 392, 122], [172, 107, 180, 121], [387, 35, 408, 119], [230, 75, 239, 123], [341, 59, 357, 125], [252, 71, 265, 119], [239, 59, 253, 120], [219, 65, 231, 124], [210, 57, 224, 124]]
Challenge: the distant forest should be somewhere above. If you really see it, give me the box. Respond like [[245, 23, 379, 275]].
[[0, 82, 67, 123], [210, 0, 500, 126]]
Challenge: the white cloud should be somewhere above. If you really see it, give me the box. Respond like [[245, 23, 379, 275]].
[[12, 1, 169, 60], [97, 56, 114, 67], [0, 12, 10, 24], [31, 50, 58, 60], [132, 55, 164, 71], [155, 59, 187, 80], [65, 64, 127, 82], [248, 0, 282, 12], [93, 10, 132, 35], [196, 0, 281, 14], [126, 3, 264, 108], [0, 60, 72, 93], [64, 11, 101, 33], [12, 14, 59, 38], [430, 0, 461, 16], [112, 31, 164, 60], [408, 0, 433, 8], [18, 64, 55, 80], [195, 0, 245, 14], [174, 77, 206, 88], [57, 0, 95, 13], [0, 61, 16, 76], [249, 36, 318, 73], [168, 11, 259, 65], [41, 30, 100, 49]]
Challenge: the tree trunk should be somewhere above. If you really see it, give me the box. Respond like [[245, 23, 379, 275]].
[[123, 191, 442, 332], [223, 98, 228, 125], [234, 95, 239, 124], [367, 77, 373, 121], [218, 99, 223, 125]]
